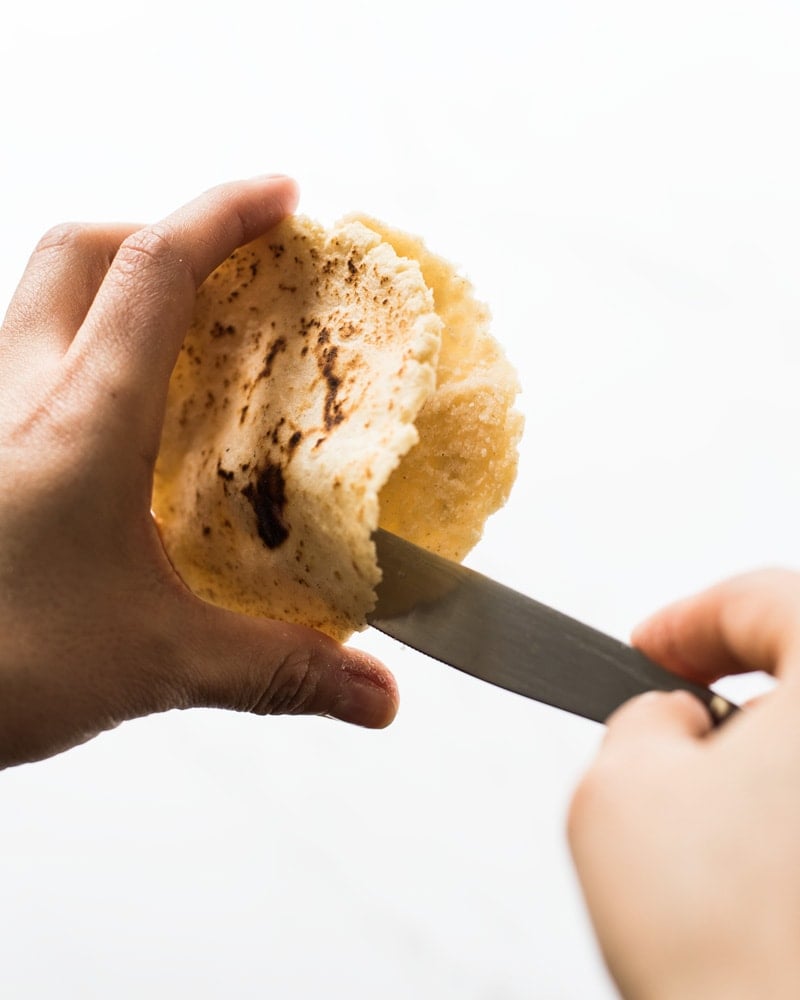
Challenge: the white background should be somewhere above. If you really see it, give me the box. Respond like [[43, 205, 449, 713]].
[[1, 1, 799, 997]]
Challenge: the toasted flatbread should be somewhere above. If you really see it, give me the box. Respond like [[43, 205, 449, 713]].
[[353, 216, 522, 561], [153, 214, 521, 640]]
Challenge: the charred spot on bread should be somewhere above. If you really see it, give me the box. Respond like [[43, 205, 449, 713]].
[[242, 464, 289, 549]]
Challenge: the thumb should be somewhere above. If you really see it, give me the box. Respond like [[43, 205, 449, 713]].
[[603, 689, 714, 751], [168, 597, 398, 728], [568, 689, 711, 851], [567, 689, 710, 877]]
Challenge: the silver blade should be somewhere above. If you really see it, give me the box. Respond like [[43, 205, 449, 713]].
[[367, 530, 737, 726]]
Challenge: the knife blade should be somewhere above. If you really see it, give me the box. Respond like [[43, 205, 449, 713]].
[[367, 529, 737, 726]]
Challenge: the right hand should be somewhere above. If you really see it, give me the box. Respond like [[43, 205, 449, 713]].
[[568, 570, 800, 999]]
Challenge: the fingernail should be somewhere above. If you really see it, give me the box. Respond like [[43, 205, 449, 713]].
[[330, 678, 397, 729]]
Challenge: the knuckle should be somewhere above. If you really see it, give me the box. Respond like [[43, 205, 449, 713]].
[[198, 187, 249, 250], [33, 221, 97, 257], [250, 648, 320, 716], [115, 225, 196, 288], [115, 226, 171, 268]]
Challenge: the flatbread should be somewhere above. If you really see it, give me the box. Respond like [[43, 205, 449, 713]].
[[352, 216, 522, 561], [153, 214, 522, 640]]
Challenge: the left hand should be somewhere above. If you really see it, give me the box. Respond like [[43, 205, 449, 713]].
[[0, 175, 398, 769]]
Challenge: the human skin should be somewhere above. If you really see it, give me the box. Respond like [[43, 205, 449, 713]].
[[0, 175, 398, 769], [568, 569, 800, 999]]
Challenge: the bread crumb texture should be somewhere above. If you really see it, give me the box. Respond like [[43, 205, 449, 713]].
[[153, 214, 522, 640]]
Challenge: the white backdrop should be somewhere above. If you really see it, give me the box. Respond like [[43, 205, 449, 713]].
[[2, 2, 799, 997]]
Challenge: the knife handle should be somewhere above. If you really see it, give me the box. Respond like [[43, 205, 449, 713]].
[[682, 686, 738, 727]]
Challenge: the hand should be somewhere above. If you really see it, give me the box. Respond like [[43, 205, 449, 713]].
[[568, 570, 800, 1000], [0, 176, 398, 769]]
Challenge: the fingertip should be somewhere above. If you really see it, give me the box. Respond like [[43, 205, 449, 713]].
[[631, 603, 685, 667], [279, 176, 300, 214], [631, 595, 733, 685], [604, 689, 662, 731], [329, 650, 399, 729], [247, 173, 300, 215], [605, 688, 713, 744], [328, 679, 398, 729], [629, 616, 654, 651], [666, 688, 716, 736]]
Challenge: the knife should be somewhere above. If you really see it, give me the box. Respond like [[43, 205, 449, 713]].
[[367, 529, 737, 726]]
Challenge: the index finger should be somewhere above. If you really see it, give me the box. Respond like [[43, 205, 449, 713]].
[[632, 568, 800, 685], [67, 175, 298, 442]]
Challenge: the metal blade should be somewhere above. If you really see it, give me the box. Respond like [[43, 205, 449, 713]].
[[367, 530, 737, 726]]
